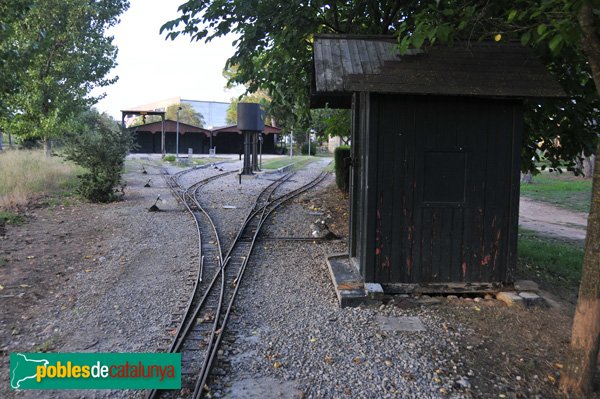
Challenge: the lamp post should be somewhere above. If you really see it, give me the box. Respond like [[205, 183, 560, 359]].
[[176, 106, 182, 159], [259, 133, 263, 170]]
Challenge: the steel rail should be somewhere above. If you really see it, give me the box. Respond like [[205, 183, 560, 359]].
[[147, 168, 234, 399], [148, 170, 292, 399]]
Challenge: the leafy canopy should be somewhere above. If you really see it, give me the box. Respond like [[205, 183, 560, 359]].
[[131, 103, 205, 127], [163, 0, 598, 175], [226, 91, 272, 125], [0, 0, 128, 144], [310, 108, 351, 144], [396, 0, 599, 174]]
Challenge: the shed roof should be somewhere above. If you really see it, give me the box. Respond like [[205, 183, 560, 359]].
[[211, 124, 282, 135], [131, 120, 211, 136], [311, 35, 565, 107]]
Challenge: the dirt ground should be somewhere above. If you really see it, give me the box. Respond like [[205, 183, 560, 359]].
[[0, 161, 597, 398], [519, 197, 588, 242]]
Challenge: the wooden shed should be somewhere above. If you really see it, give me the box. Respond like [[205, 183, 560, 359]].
[[210, 124, 282, 154], [312, 35, 565, 292], [130, 120, 211, 154]]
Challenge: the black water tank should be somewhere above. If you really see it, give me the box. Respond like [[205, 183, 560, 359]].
[[237, 103, 264, 131]]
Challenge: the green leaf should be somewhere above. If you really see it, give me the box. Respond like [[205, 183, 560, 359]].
[[412, 31, 425, 49], [437, 25, 451, 42], [398, 36, 410, 55], [548, 34, 563, 52], [521, 31, 531, 45], [537, 24, 547, 35], [507, 9, 517, 22]]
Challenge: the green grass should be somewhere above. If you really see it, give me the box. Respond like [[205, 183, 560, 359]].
[[260, 156, 294, 170], [193, 157, 228, 166], [517, 228, 584, 288], [324, 160, 335, 172], [0, 150, 79, 209], [260, 155, 317, 171], [520, 172, 592, 213], [163, 155, 176, 162], [0, 210, 25, 225]]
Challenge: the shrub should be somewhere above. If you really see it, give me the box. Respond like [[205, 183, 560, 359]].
[[62, 111, 134, 203], [163, 154, 176, 162], [301, 142, 317, 155], [334, 145, 351, 192]]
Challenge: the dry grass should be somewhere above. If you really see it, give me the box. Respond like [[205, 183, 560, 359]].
[[0, 150, 78, 209]]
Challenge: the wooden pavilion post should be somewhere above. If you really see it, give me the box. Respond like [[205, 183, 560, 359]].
[[161, 114, 165, 158]]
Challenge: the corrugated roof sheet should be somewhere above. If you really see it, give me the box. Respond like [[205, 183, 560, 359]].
[[311, 35, 565, 105]]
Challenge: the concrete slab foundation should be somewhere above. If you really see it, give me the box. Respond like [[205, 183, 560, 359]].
[[376, 316, 426, 332]]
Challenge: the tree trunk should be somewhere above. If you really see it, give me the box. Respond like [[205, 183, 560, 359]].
[[0, 130, 3, 151], [584, 154, 596, 179], [43, 137, 51, 157], [521, 171, 533, 184], [560, 3, 600, 397], [561, 140, 600, 397]]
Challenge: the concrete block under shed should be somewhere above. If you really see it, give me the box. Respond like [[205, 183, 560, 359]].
[[514, 280, 539, 292], [365, 283, 384, 300], [326, 254, 368, 307], [519, 292, 547, 307]]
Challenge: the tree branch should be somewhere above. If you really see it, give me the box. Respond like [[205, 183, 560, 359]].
[[578, 1, 600, 95]]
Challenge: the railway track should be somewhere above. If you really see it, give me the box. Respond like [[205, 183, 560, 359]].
[[151, 167, 328, 398]]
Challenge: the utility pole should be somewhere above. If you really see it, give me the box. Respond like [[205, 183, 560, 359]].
[[176, 106, 182, 160]]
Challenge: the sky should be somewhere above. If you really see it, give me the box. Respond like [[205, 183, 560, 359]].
[[93, 0, 245, 119]]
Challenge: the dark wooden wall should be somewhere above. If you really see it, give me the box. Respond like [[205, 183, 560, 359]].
[[132, 132, 207, 154], [132, 132, 278, 154], [351, 94, 522, 286]]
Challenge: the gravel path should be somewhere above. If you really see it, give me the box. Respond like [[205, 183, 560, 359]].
[[6, 160, 200, 399]]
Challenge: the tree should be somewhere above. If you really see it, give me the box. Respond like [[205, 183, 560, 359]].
[[310, 108, 351, 144], [0, 1, 30, 118], [0, 0, 128, 155], [226, 91, 271, 125], [396, 1, 599, 396], [165, 103, 204, 127], [131, 103, 205, 127]]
